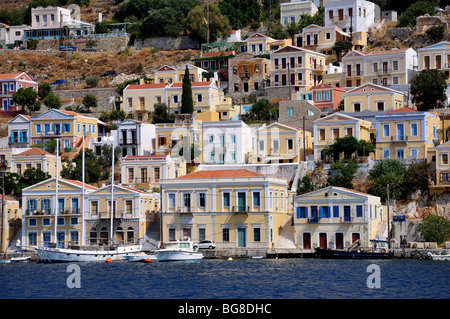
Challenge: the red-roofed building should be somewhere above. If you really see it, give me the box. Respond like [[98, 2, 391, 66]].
[[196, 50, 235, 71], [160, 168, 292, 249], [0, 72, 38, 112], [11, 147, 61, 177]]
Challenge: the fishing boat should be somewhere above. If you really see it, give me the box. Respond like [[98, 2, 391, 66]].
[[426, 251, 449, 261], [315, 239, 393, 259], [155, 239, 203, 262], [124, 251, 157, 262]]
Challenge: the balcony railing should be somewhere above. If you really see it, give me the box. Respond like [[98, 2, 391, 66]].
[[25, 209, 80, 216], [232, 205, 250, 214], [307, 216, 320, 223], [9, 137, 28, 144], [340, 216, 353, 223]]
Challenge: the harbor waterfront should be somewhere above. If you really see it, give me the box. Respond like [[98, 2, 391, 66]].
[[0, 258, 448, 299]]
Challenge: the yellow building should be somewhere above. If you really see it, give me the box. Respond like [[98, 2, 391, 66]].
[[269, 45, 326, 91], [343, 83, 404, 113], [84, 184, 158, 246], [294, 186, 383, 250], [341, 48, 418, 88], [30, 109, 100, 151], [120, 154, 186, 190], [313, 112, 372, 162], [418, 41, 450, 84], [160, 169, 291, 249], [0, 148, 14, 173], [0, 196, 21, 253], [430, 140, 450, 194], [374, 107, 439, 161], [122, 83, 168, 120], [253, 122, 313, 164], [152, 64, 212, 84], [281, 0, 318, 26], [21, 178, 98, 248], [295, 24, 352, 55], [10, 148, 60, 177]]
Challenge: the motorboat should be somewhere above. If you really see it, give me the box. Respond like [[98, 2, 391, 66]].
[[155, 239, 203, 262], [426, 251, 449, 261], [124, 251, 157, 262], [35, 244, 142, 262]]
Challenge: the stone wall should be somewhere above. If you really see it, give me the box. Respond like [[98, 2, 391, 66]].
[[31, 36, 130, 53], [278, 100, 321, 133], [134, 36, 199, 51]]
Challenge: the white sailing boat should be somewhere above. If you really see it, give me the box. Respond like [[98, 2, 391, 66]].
[[34, 139, 142, 262]]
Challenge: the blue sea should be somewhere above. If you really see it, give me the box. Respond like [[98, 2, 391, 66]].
[[1, 258, 448, 300]]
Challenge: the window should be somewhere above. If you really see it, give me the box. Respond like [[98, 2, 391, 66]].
[[353, 102, 361, 112], [168, 193, 176, 208], [321, 206, 330, 218], [237, 192, 246, 211], [356, 205, 363, 218], [198, 193, 206, 208], [288, 107, 294, 117], [196, 94, 203, 103], [397, 123, 405, 141], [383, 149, 390, 159], [383, 124, 390, 137], [36, 124, 41, 133], [324, 91, 330, 100], [411, 123, 418, 136], [172, 95, 179, 104], [319, 129, 326, 141], [442, 153, 449, 165], [183, 193, 191, 208], [253, 191, 260, 207], [297, 206, 307, 218], [253, 227, 261, 242], [377, 101, 384, 111], [333, 206, 339, 218], [316, 91, 322, 101], [223, 192, 230, 208], [411, 147, 418, 158], [222, 227, 230, 242], [393, 60, 399, 71]]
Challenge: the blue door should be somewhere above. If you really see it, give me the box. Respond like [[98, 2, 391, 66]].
[[43, 232, 51, 247], [238, 228, 246, 247], [57, 231, 65, 248], [344, 206, 351, 222]]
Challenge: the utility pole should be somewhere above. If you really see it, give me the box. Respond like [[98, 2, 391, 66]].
[[303, 117, 306, 161], [387, 183, 390, 250]]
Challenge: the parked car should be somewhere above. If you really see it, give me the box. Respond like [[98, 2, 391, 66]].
[[193, 240, 216, 250], [82, 46, 97, 52], [101, 70, 116, 77], [59, 46, 77, 51]]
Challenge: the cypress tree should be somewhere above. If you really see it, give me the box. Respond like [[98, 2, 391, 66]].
[[181, 66, 194, 114]]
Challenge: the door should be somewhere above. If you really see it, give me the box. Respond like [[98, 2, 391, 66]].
[[303, 233, 311, 249], [336, 233, 344, 249], [352, 233, 360, 244], [319, 233, 327, 249], [238, 228, 246, 247], [43, 232, 51, 247], [57, 231, 65, 248]]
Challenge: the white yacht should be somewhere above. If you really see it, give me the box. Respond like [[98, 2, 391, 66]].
[[155, 239, 203, 262]]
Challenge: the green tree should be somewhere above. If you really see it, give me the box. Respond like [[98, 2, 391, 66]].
[[397, 1, 436, 27], [82, 94, 97, 112], [418, 215, 450, 244], [327, 159, 359, 189], [181, 66, 194, 114], [410, 69, 447, 111], [332, 40, 353, 62], [184, 3, 232, 44], [61, 149, 102, 184], [218, 0, 261, 29], [43, 92, 62, 109], [368, 159, 407, 202], [38, 82, 52, 100], [296, 176, 314, 195], [241, 98, 278, 122], [12, 87, 38, 114], [152, 103, 175, 124], [297, 6, 324, 33], [426, 25, 445, 44]]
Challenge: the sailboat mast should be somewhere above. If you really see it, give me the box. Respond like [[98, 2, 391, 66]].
[[54, 138, 59, 245], [81, 134, 85, 246], [110, 145, 114, 245]]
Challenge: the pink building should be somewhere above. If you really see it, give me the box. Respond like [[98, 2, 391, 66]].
[[311, 83, 346, 113], [0, 72, 38, 112]]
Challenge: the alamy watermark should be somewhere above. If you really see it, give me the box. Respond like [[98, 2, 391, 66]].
[[366, 264, 381, 289], [66, 264, 81, 289]]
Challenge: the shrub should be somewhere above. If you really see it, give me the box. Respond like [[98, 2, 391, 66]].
[[85, 76, 100, 87]]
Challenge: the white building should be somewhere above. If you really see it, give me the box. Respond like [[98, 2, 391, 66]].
[[116, 119, 156, 158], [8, 114, 31, 148], [201, 120, 254, 165], [324, 0, 376, 33], [280, 0, 319, 26]]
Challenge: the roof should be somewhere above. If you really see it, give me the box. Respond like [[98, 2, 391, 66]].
[[169, 81, 213, 88], [0, 72, 24, 80], [125, 83, 167, 90], [61, 179, 98, 190], [386, 107, 419, 114], [13, 148, 54, 157], [177, 169, 264, 179], [369, 48, 409, 55], [201, 51, 234, 58]]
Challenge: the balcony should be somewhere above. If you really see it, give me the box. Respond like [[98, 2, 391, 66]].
[[340, 216, 353, 223], [119, 138, 137, 145], [232, 205, 250, 214], [178, 206, 192, 214], [307, 216, 320, 223], [9, 137, 28, 145], [343, 71, 363, 78]]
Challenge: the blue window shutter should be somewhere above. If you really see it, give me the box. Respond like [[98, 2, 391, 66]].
[[333, 206, 339, 218], [356, 205, 363, 217], [319, 206, 323, 218], [304, 207, 308, 218], [297, 207, 301, 219]]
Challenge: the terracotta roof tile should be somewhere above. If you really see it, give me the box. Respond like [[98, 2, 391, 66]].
[[125, 83, 167, 90], [13, 148, 53, 156], [386, 107, 419, 113]]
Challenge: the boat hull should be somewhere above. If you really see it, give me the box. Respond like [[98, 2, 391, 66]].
[[315, 248, 393, 259], [35, 245, 142, 262], [155, 250, 203, 262], [124, 254, 157, 262]]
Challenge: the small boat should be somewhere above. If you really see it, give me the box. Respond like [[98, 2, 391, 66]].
[[124, 252, 157, 262], [10, 256, 31, 263], [315, 247, 393, 259], [35, 244, 142, 263], [427, 251, 450, 261], [155, 239, 203, 262]]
